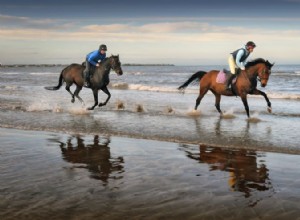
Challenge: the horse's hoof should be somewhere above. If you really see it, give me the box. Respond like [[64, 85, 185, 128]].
[[87, 107, 94, 111], [71, 99, 75, 103], [98, 103, 105, 107], [267, 107, 272, 113]]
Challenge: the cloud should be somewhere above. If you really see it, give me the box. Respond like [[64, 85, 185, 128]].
[[1, 18, 300, 44], [0, 14, 75, 29], [1, 14, 300, 64]]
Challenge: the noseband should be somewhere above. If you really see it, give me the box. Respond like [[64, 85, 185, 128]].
[[257, 68, 269, 82], [109, 57, 120, 71]]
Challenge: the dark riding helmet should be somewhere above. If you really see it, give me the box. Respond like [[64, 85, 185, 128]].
[[246, 41, 256, 48], [99, 44, 107, 51]]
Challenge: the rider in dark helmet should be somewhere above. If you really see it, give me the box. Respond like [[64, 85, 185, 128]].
[[226, 41, 256, 90], [83, 44, 107, 87]]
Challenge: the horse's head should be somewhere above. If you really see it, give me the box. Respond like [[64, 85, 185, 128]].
[[257, 60, 274, 87], [109, 55, 123, 76], [246, 58, 274, 87]]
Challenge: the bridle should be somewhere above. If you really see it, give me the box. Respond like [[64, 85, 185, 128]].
[[244, 64, 270, 83], [109, 56, 121, 71], [257, 67, 270, 82]]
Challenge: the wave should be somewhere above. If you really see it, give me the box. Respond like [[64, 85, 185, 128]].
[[29, 72, 59, 76], [272, 72, 300, 76], [110, 83, 179, 93], [0, 85, 20, 90], [0, 72, 22, 75], [266, 92, 300, 100], [110, 83, 300, 100], [1, 71, 59, 76]]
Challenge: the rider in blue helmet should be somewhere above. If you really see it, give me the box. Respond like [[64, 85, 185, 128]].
[[83, 44, 107, 87]]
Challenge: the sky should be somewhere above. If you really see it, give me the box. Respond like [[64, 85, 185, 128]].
[[0, 0, 300, 65]]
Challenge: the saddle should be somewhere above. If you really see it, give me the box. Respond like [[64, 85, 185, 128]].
[[82, 64, 96, 77], [216, 69, 238, 84]]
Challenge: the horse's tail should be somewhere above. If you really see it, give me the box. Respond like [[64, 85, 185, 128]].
[[44, 68, 65, 90], [178, 71, 207, 91]]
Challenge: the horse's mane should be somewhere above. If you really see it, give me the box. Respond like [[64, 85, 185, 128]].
[[81, 55, 119, 68], [245, 58, 273, 69], [245, 58, 266, 67]]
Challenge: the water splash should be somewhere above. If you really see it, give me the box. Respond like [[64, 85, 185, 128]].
[[115, 100, 125, 110], [26, 101, 62, 112], [135, 104, 145, 113], [68, 107, 90, 115], [164, 106, 174, 114], [221, 108, 236, 119], [186, 109, 201, 117], [247, 112, 262, 123]]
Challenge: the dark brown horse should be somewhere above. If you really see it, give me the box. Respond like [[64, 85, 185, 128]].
[[178, 58, 274, 118], [59, 135, 124, 185], [45, 55, 123, 110]]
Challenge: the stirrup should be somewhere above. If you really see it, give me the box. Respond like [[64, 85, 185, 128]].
[[84, 81, 90, 88]]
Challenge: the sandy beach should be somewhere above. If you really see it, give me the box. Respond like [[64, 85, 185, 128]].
[[1, 127, 300, 220]]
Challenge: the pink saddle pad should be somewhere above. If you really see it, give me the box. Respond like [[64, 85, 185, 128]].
[[216, 70, 237, 84], [216, 70, 227, 84]]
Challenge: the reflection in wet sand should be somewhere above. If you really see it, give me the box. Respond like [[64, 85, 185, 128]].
[[2, 128, 300, 219], [179, 144, 274, 207], [59, 135, 124, 185]]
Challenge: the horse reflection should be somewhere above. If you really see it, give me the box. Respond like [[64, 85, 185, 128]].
[[180, 144, 273, 207], [60, 135, 124, 185]]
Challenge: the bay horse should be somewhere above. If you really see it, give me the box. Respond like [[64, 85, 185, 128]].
[[45, 55, 123, 110], [178, 58, 274, 118]]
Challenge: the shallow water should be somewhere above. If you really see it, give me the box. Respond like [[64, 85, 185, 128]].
[[1, 64, 300, 153], [1, 128, 300, 220]]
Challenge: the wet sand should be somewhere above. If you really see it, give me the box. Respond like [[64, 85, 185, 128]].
[[1, 127, 300, 220]]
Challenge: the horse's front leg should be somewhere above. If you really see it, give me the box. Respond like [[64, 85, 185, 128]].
[[98, 86, 111, 107], [87, 89, 98, 110], [252, 89, 272, 113], [240, 94, 250, 118]]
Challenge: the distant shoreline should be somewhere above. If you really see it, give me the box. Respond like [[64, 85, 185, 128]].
[[0, 64, 66, 67], [0, 63, 175, 67], [123, 63, 175, 66]]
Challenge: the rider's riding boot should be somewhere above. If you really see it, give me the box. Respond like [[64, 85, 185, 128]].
[[84, 72, 91, 87], [226, 74, 235, 90]]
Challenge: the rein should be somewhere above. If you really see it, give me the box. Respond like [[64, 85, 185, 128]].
[[99, 57, 112, 72], [103, 57, 117, 71], [243, 69, 255, 85], [245, 66, 268, 83], [257, 72, 269, 82]]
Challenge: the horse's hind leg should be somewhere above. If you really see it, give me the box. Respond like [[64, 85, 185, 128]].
[[65, 83, 75, 103], [99, 86, 111, 107], [74, 86, 85, 107], [212, 91, 222, 115], [195, 86, 209, 110]]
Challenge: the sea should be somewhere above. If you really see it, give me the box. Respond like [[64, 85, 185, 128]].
[[0, 63, 299, 153]]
